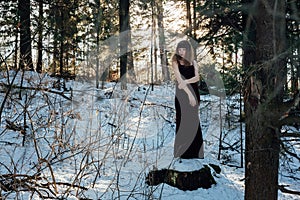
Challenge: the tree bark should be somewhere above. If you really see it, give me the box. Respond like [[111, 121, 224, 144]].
[[119, 0, 130, 90], [127, 28, 136, 83], [192, 0, 197, 38], [51, 2, 59, 75], [185, 0, 192, 36], [36, 0, 43, 73], [243, 0, 287, 199], [151, 0, 158, 85], [156, 0, 170, 82], [59, 8, 65, 77], [95, 0, 102, 89], [18, 0, 34, 71]]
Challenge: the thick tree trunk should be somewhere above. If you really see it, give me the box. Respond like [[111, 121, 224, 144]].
[[18, 0, 34, 71], [243, 0, 286, 199]]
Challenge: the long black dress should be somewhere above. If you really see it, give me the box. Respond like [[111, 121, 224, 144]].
[[174, 62, 204, 159]]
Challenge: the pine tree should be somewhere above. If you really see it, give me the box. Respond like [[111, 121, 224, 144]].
[[243, 0, 287, 199]]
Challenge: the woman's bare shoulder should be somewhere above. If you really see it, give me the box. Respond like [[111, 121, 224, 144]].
[[172, 60, 178, 68]]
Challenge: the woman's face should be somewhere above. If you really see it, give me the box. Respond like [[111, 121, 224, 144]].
[[178, 48, 187, 58]]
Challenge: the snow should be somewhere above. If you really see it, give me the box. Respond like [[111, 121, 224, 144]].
[[0, 72, 299, 199]]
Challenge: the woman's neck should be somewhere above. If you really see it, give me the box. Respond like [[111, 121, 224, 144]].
[[178, 60, 185, 65]]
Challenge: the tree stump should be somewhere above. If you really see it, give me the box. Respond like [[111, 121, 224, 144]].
[[146, 164, 220, 191]]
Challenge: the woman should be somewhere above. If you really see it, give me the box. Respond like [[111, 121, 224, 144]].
[[172, 40, 204, 159]]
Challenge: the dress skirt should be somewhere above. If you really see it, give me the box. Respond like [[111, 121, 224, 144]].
[[174, 67, 204, 159]]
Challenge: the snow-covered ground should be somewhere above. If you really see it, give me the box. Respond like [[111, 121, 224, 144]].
[[0, 71, 299, 199]]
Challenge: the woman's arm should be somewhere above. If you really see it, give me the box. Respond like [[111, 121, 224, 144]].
[[172, 60, 185, 84], [172, 61, 197, 106], [188, 60, 200, 83], [178, 60, 199, 89]]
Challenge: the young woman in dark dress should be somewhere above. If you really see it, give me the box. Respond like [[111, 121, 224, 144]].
[[172, 40, 204, 159]]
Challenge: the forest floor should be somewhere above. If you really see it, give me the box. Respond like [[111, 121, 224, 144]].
[[0, 71, 299, 199]]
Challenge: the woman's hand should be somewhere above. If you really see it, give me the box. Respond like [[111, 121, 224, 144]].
[[178, 80, 187, 89], [188, 94, 197, 106]]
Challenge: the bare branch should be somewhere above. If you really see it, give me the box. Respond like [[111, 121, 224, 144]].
[[280, 141, 300, 162], [278, 185, 300, 196], [279, 92, 300, 121], [279, 115, 300, 127], [280, 132, 300, 138]]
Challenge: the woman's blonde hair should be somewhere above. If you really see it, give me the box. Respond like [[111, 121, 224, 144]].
[[172, 40, 194, 66]]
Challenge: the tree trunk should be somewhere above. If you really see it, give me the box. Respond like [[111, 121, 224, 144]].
[[192, 0, 197, 38], [18, 0, 34, 71], [36, 0, 43, 73], [151, 0, 158, 85], [156, 0, 170, 82], [95, 0, 102, 89], [119, 0, 130, 90], [14, 21, 18, 70], [185, 0, 192, 36], [127, 28, 136, 83], [53, 27, 58, 75], [294, 3, 299, 88], [243, 0, 287, 199], [51, 2, 59, 75], [59, 9, 64, 76]]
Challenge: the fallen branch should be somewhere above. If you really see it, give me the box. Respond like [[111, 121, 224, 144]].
[[280, 132, 300, 138], [0, 173, 88, 198], [0, 83, 72, 101], [146, 164, 220, 191]]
